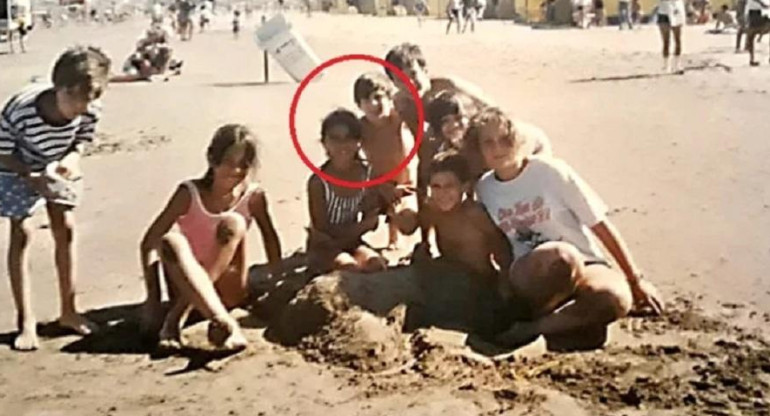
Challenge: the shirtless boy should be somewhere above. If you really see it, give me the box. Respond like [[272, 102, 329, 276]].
[[354, 72, 418, 248]]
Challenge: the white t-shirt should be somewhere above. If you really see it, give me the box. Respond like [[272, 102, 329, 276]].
[[475, 156, 608, 262], [658, 0, 686, 25], [746, 0, 769, 13]]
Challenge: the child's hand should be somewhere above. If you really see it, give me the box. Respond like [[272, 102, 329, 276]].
[[56, 156, 83, 180], [25, 174, 59, 200], [630, 278, 664, 316]]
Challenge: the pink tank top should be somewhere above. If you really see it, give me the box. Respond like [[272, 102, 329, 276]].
[[176, 180, 256, 268]]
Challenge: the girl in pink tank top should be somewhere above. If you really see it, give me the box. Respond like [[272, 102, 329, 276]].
[[139, 124, 283, 351]]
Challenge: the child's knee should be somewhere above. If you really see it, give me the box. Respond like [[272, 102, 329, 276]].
[[393, 209, 418, 234], [585, 285, 633, 323], [216, 214, 247, 246], [536, 242, 583, 278], [160, 233, 187, 264], [363, 256, 387, 273], [10, 219, 33, 247]]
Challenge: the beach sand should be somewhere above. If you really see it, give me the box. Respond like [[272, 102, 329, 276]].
[[0, 12, 769, 415]]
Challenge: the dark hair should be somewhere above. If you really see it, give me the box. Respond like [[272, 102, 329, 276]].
[[201, 124, 259, 189], [462, 107, 519, 155], [426, 91, 463, 132], [52, 45, 111, 100], [353, 72, 396, 105], [384, 43, 426, 82], [429, 150, 471, 184], [321, 109, 363, 142]]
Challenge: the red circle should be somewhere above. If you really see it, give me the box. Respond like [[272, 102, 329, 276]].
[[289, 54, 424, 189]]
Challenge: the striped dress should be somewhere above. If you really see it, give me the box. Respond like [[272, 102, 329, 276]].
[[0, 84, 100, 217]]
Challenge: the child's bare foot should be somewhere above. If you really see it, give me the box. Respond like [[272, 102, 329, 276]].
[[158, 315, 183, 348], [13, 324, 39, 351], [157, 333, 183, 351], [207, 316, 247, 351], [59, 313, 97, 335]]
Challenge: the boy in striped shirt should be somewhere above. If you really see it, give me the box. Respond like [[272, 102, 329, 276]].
[[0, 45, 111, 351]]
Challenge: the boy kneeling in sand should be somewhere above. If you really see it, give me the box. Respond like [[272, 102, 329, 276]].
[[404, 151, 513, 334], [354, 72, 418, 250]]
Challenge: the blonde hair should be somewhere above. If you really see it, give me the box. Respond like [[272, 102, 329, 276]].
[[462, 107, 522, 157]]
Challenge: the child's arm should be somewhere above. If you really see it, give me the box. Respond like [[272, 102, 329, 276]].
[[551, 158, 663, 315], [471, 204, 513, 272], [58, 105, 100, 179], [249, 189, 283, 276], [591, 220, 663, 314], [139, 185, 191, 306]]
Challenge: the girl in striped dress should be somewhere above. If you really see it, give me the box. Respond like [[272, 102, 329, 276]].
[[306, 109, 387, 274]]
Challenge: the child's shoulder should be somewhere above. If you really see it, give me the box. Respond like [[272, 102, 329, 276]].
[[526, 155, 575, 181], [2, 84, 48, 117], [461, 199, 488, 218]]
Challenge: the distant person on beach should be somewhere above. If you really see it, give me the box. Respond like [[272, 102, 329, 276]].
[[233, 9, 241, 38], [110, 25, 183, 83], [632, 0, 642, 24], [176, 0, 195, 41], [415, 0, 429, 26], [306, 110, 387, 274], [745, 0, 770, 66], [446, 0, 463, 34], [0, 46, 111, 351], [139, 124, 283, 350], [199, 3, 211, 32], [462, 0, 479, 33], [712, 5, 737, 31], [657, 0, 687, 72], [466, 108, 664, 350], [593, 0, 606, 25], [354, 72, 418, 250], [618, 0, 634, 29], [735, 0, 748, 51]]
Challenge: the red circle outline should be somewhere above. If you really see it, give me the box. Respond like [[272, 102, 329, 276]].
[[289, 54, 425, 189]]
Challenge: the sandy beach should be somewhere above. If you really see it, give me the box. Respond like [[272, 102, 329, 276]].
[[1, 10, 769, 415]]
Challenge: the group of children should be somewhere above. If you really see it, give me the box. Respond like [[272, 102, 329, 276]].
[[0, 41, 663, 353]]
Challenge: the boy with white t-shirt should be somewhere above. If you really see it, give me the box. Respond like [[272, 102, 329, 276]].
[[467, 107, 664, 351]]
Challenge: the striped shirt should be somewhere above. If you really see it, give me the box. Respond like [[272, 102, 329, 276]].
[[0, 84, 101, 175]]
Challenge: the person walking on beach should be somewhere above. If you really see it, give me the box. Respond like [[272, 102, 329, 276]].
[[657, 0, 687, 73], [618, 0, 633, 29]]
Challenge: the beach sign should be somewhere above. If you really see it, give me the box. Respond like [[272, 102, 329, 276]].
[[254, 13, 323, 83]]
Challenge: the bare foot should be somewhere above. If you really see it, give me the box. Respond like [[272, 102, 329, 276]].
[[13, 326, 39, 351], [207, 317, 247, 351], [158, 316, 182, 347], [157, 334, 183, 351], [59, 313, 97, 335]]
